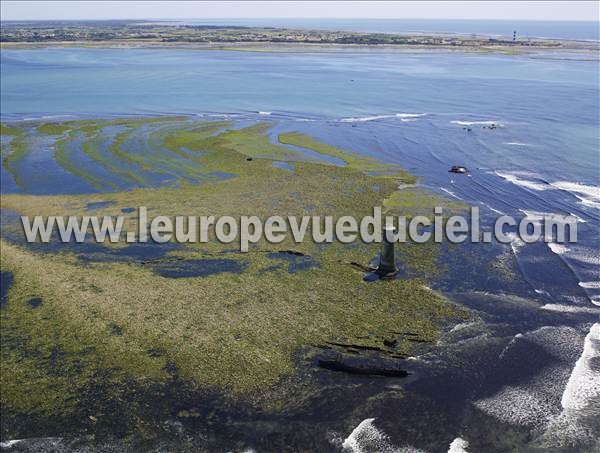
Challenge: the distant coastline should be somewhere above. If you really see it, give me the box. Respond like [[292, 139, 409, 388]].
[[1, 20, 599, 54]]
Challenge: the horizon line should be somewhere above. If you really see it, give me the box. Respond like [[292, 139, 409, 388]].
[[2, 17, 597, 22]]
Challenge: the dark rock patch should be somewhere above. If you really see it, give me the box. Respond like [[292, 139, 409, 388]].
[[316, 351, 408, 377]]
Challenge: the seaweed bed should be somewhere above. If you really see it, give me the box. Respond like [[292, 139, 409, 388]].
[[0, 117, 468, 446]]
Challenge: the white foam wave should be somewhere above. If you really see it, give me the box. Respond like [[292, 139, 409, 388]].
[[541, 304, 600, 314], [578, 199, 600, 209], [579, 281, 600, 289], [0, 440, 23, 448], [550, 181, 600, 210], [538, 410, 597, 448], [519, 209, 581, 224], [550, 244, 600, 266], [475, 326, 586, 428], [494, 173, 600, 211], [449, 321, 479, 333], [341, 115, 392, 123], [561, 323, 600, 411], [495, 171, 549, 191], [342, 419, 424, 453], [486, 205, 505, 215], [0, 438, 63, 450], [396, 113, 426, 118], [448, 438, 469, 453], [503, 142, 533, 146], [520, 209, 549, 220], [440, 187, 462, 200], [547, 243, 570, 255], [451, 120, 501, 126], [340, 113, 426, 123], [19, 114, 75, 121], [506, 232, 526, 254], [342, 419, 395, 453], [525, 326, 583, 362], [474, 379, 559, 427], [258, 111, 272, 115]]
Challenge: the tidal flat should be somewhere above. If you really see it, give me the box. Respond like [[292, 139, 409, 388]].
[[0, 117, 468, 447], [1, 41, 598, 451]]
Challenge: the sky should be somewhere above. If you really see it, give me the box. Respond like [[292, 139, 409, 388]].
[[1, 1, 598, 22]]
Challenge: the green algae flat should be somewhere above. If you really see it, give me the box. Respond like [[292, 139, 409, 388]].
[[279, 131, 417, 182], [0, 117, 468, 439], [1, 124, 29, 189], [80, 133, 125, 189], [1, 123, 25, 137], [37, 123, 72, 135], [54, 131, 105, 190], [220, 123, 321, 162], [383, 187, 466, 218]]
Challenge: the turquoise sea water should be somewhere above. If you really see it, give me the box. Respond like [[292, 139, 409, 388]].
[[1, 46, 599, 451], [2, 48, 598, 188]]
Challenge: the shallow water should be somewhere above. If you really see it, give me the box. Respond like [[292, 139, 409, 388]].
[[1, 47, 599, 451], [151, 258, 246, 278]]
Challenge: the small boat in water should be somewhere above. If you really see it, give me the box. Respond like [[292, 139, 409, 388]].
[[449, 165, 468, 174]]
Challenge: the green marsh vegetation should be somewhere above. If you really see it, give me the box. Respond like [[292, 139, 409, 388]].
[[1, 117, 468, 438], [37, 122, 72, 136], [1, 123, 29, 189]]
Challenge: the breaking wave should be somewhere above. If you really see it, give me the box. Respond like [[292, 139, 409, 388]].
[[494, 171, 549, 191], [495, 173, 600, 211], [503, 142, 533, 147], [579, 281, 600, 289], [341, 418, 470, 453], [541, 304, 600, 314], [519, 209, 583, 224], [440, 187, 462, 200], [341, 418, 400, 453], [550, 181, 600, 210], [561, 323, 600, 411], [547, 243, 600, 266], [475, 326, 584, 428], [506, 232, 526, 254], [451, 120, 502, 126], [448, 438, 470, 453], [340, 113, 426, 123]]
